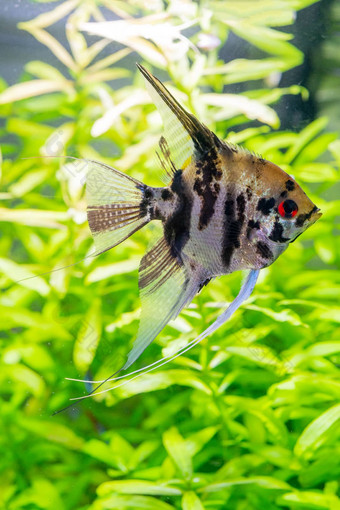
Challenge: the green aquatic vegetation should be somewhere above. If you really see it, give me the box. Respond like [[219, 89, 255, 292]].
[[0, 0, 339, 509]]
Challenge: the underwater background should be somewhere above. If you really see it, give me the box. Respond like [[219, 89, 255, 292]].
[[0, 1, 340, 509]]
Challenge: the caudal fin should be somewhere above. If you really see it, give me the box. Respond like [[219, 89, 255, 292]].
[[86, 160, 150, 255]]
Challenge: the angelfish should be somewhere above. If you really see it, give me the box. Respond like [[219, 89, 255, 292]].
[[86, 64, 321, 374]]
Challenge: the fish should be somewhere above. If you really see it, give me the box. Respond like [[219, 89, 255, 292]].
[[85, 64, 322, 375]]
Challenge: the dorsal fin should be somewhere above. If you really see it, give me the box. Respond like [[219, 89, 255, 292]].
[[137, 64, 220, 182]]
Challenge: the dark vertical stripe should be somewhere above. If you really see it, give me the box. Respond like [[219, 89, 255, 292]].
[[164, 170, 193, 258], [193, 147, 222, 230], [257, 197, 275, 215], [256, 241, 273, 260], [269, 219, 289, 243], [222, 191, 246, 268]]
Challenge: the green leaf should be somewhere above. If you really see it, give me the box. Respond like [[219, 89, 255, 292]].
[[329, 139, 340, 167], [82, 437, 131, 470], [20, 26, 77, 71], [9, 169, 49, 197], [283, 117, 329, 164], [85, 258, 140, 283], [185, 426, 219, 457], [21, 419, 84, 450], [0, 79, 72, 104], [0, 257, 50, 296], [182, 491, 205, 510], [299, 449, 340, 488], [202, 476, 291, 493], [9, 478, 65, 510], [7, 117, 53, 138], [0, 207, 68, 228], [245, 304, 305, 326], [226, 22, 302, 61], [91, 494, 175, 510], [318, 308, 340, 323], [202, 93, 279, 127], [25, 61, 67, 81], [97, 480, 182, 497], [163, 427, 193, 479], [277, 490, 340, 509], [19, 0, 79, 29], [4, 364, 45, 396], [226, 345, 286, 373], [307, 342, 340, 358], [211, 58, 293, 83], [294, 163, 338, 183], [0, 145, 2, 182], [294, 404, 340, 459], [114, 370, 212, 398], [73, 298, 101, 372]]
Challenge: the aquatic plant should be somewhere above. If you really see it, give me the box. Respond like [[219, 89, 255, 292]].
[[0, 1, 339, 508]]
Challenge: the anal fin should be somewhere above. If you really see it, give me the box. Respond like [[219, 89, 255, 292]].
[[122, 236, 206, 370]]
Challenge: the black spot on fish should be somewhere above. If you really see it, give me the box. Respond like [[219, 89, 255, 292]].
[[222, 191, 246, 267], [295, 206, 318, 227], [295, 215, 306, 227], [170, 170, 182, 191], [237, 193, 246, 216], [153, 206, 162, 219], [161, 188, 173, 201], [139, 204, 148, 218], [165, 170, 192, 257], [214, 182, 220, 194], [269, 220, 289, 243], [257, 197, 275, 215], [193, 147, 221, 230], [140, 186, 153, 217], [248, 219, 260, 229], [224, 197, 234, 216], [247, 219, 260, 239], [286, 179, 295, 191], [256, 241, 273, 259]]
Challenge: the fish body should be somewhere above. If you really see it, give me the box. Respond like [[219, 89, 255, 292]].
[[86, 65, 321, 371], [143, 147, 320, 277]]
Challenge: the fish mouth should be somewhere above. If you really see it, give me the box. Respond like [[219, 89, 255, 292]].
[[295, 205, 322, 228], [289, 207, 322, 244], [313, 208, 322, 222], [307, 206, 322, 227]]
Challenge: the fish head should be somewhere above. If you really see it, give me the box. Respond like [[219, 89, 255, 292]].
[[247, 160, 322, 267]]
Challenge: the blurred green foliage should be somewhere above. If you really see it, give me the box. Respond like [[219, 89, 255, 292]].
[[0, 0, 339, 509]]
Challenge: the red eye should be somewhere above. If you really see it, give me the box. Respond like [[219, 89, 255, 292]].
[[278, 199, 298, 219]]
